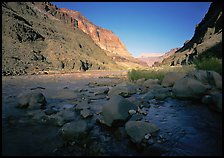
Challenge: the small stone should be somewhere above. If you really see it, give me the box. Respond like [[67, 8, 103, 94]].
[[80, 109, 93, 118], [128, 109, 137, 115], [144, 133, 151, 140]]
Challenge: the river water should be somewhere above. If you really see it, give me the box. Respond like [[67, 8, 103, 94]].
[[2, 71, 222, 156]]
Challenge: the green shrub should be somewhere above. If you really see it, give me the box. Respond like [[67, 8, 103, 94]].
[[193, 57, 222, 75], [128, 65, 195, 82]]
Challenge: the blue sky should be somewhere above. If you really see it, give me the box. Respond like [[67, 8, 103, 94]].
[[52, 2, 211, 57]]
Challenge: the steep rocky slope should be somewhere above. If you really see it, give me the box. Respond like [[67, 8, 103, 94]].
[[32, 2, 147, 68], [161, 2, 222, 66], [2, 2, 146, 76]]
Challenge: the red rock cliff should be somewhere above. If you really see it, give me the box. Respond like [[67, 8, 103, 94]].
[[59, 8, 132, 58]]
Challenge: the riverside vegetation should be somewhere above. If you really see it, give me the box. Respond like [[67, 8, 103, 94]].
[[128, 58, 222, 82]]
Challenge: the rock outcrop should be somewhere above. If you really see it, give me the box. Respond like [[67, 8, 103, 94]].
[[33, 2, 147, 69], [160, 2, 222, 66], [2, 2, 147, 76]]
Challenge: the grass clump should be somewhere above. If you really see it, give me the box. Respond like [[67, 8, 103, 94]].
[[128, 65, 195, 82], [193, 57, 222, 75]]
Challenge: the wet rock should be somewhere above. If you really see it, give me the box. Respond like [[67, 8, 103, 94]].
[[129, 113, 143, 121], [60, 120, 88, 142], [162, 72, 186, 87], [142, 78, 160, 88], [153, 87, 173, 100], [114, 127, 128, 140], [93, 87, 109, 95], [80, 109, 93, 118], [173, 77, 209, 99], [44, 108, 58, 115], [47, 109, 76, 126], [201, 95, 213, 104], [137, 107, 148, 115], [208, 91, 222, 112], [75, 101, 90, 110], [135, 78, 145, 85], [62, 104, 75, 109], [16, 92, 47, 110], [141, 91, 155, 101], [108, 82, 136, 98], [101, 95, 138, 127], [142, 87, 172, 101], [125, 121, 160, 144], [187, 70, 222, 89], [126, 96, 142, 107], [89, 94, 106, 100], [128, 109, 137, 115], [207, 71, 222, 89], [26, 109, 48, 124]]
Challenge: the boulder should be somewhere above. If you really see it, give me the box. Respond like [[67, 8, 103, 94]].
[[125, 121, 160, 144], [187, 70, 222, 89], [161, 72, 186, 87], [142, 78, 160, 88], [207, 71, 222, 89], [210, 92, 222, 112], [187, 70, 209, 84], [16, 92, 46, 110], [108, 82, 136, 98], [153, 87, 173, 100], [60, 120, 88, 141], [173, 77, 209, 99], [135, 78, 145, 85], [75, 101, 90, 110], [101, 95, 138, 127], [47, 109, 76, 126], [141, 87, 172, 101]]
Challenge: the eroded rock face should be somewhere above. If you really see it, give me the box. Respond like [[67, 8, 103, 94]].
[[58, 8, 132, 59], [161, 2, 222, 66], [101, 95, 138, 127]]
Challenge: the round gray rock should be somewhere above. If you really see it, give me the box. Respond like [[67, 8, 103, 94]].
[[17, 92, 46, 109], [101, 95, 138, 127], [61, 120, 88, 141], [173, 77, 209, 99], [125, 121, 160, 144]]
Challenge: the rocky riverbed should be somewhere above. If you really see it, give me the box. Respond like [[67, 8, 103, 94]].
[[2, 70, 222, 156]]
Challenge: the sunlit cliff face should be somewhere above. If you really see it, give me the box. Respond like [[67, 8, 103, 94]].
[[59, 8, 132, 58]]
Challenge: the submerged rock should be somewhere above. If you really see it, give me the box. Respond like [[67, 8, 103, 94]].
[[101, 95, 138, 127], [16, 92, 47, 110], [208, 91, 222, 112], [60, 120, 88, 142]]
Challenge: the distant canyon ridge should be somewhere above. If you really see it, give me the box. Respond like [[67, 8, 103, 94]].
[[137, 48, 179, 67]]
